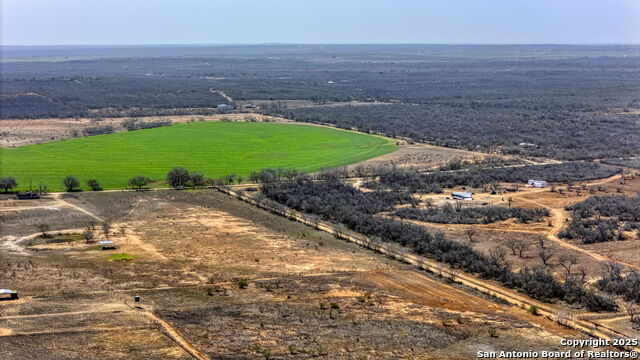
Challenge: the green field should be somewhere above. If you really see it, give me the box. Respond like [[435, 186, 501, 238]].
[[0, 122, 396, 191]]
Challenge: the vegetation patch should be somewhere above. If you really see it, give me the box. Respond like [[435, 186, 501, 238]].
[[27, 234, 84, 247], [560, 195, 640, 244], [366, 162, 620, 193], [261, 175, 617, 312], [395, 204, 549, 224], [1, 122, 395, 191], [108, 253, 137, 261]]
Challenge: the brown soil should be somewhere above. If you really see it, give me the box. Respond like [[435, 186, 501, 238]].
[[0, 190, 607, 359]]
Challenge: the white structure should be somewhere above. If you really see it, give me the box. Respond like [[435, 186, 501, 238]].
[[0, 289, 18, 300], [528, 180, 548, 188], [217, 104, 234, 111], [451, 192, 473, 200]]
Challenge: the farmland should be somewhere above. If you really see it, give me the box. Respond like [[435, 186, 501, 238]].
[[0, 121, 396, 191]]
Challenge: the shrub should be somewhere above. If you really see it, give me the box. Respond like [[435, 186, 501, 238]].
[[86, 179, 102, 191], [167, 167, 190, 189], [237, 279, 248, 289], [190, 172, 205, 187], [0, 177, 17, 193], [127, 175, 152, 190], [62, 175, 80, 192]]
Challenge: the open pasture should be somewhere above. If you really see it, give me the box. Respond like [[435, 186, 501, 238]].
[[0, 122, 396, 191]]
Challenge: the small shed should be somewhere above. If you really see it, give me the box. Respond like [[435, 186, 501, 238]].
[[452, 192, 473, 200], [217, 104, 234, 111], [528, 180, 548, 188], [0, 289, 18, 300], [98, 241, 117, 250]]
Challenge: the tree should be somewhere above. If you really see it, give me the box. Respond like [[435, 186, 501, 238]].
[[190, 172, 205, 187], [464, 228, 477, 243], [62, 175, 80, 192], [557, 254, 578, 281], [102, 220, 112, 239], [83, 229, 95, 243], [506, 239, 529, 258], [167, 167, 190, 189], [538, 247, 557, 266], [127, 176, 151, 190], [87, 179, 102, 191], [624, 302, 640, 330], [488, 248, 507, 268], [0, 177, 17, 193], [35, 223, 50, 238]]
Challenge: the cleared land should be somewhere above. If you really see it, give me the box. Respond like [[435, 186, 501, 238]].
[[0, 190, 608, 359], [0, 122, 396, 191]]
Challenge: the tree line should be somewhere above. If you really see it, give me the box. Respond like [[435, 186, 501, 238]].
[[395, 204, 549, 225], [364, 162, 620, 194]]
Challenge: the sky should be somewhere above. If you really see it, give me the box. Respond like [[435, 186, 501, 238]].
[[1, 0, 639, 46]]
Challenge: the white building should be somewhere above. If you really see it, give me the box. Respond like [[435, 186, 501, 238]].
[[528, 180, 548, 188], [217, 104, 234, 111], [452, 192, 473, 200]]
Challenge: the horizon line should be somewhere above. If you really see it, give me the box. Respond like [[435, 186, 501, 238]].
[[3, 42, 640, 48]]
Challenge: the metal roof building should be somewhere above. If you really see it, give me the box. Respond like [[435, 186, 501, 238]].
[[451, 192, 473, 200]]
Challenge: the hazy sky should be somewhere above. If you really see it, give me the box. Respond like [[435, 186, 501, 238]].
[[2, 0, 639, 46]]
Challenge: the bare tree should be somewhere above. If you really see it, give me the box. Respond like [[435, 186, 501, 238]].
[[506, 239, 519, 256], [35, 223, 50, 238], [488, 248, 507, 268], [624, 302, 640, 330], [464, 228, 477, 243], [602, 262, 623, 280], [538, 247, 557, 266], [537, 237, 547, 249], [557, 254, 578, 281], [102, 220, 112, 239], [507, 239, 529, 258], [83, 229, 94, 243]]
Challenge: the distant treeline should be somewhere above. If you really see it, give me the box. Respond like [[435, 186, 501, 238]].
[[365, 162, 620, 193], [395, 204, 549, 224], [121, 118, 172, 131], [3, 52, 639, 163], [601, 158, 640, 170], [267, 104, 640, 160], [0, 76, 228, 119]]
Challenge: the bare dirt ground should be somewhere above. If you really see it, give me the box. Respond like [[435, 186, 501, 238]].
[[0, 190, 610, 359], [348, 143, 493, 171]]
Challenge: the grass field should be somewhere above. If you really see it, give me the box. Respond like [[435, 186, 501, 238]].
[[0, 122, 396, 191]]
